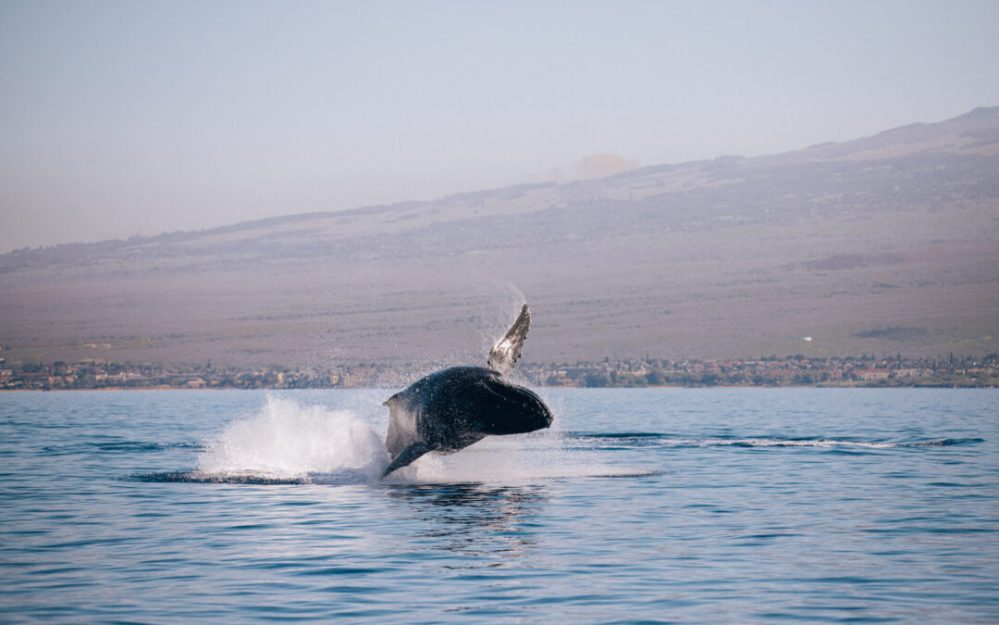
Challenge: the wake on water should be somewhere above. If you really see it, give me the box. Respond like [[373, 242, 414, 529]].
[[135, 396, 981, 486]]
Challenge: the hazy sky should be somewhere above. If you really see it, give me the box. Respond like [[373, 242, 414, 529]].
[[1, 0, 997, 252]]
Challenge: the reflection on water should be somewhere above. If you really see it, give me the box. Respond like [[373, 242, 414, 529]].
[[385, 483, 547, 564]]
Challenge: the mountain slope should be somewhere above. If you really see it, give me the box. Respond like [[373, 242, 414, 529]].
[[2, 107, 998, 366]]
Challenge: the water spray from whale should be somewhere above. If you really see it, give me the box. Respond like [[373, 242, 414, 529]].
[[184, 304, 596, 484]]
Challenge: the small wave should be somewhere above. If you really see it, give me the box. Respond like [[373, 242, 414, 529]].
[[710, 438, 898, 449], [42, 441, 203, 455], [906, 437, 985, 447], [133, 464, 660, 486], [567, 432, 984, 450], [130, 470, 372, 485], [132, 471, 308, 485]]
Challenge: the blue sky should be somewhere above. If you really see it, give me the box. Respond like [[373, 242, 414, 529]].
[[1, 0, 997, 251]]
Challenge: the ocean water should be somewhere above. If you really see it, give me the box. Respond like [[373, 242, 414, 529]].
[[1, 388, 997, 624]]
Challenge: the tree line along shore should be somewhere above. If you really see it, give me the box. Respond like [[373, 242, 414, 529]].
[[2, 354, 997, 390]]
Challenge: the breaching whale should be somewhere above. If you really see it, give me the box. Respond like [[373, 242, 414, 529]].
[[381, 304, 553, 478]]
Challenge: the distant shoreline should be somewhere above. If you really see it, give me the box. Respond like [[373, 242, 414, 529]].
[[1, 383, 995, 393], [2, 354, 996, 391]]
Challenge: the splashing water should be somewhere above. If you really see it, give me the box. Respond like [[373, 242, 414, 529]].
[[187, 395, 650, 485], [196, 396, 389, 480], [179, 394, 963, 486]]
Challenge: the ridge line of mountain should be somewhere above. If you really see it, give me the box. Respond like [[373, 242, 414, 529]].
[[4, 105, 995, 259]]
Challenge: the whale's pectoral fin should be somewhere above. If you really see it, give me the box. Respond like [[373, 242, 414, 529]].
[[487, 304, 531, 375], [382, 442, 431, 478]]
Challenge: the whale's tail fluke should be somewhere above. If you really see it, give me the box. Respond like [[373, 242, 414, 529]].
[[487, 304, 530, 375]]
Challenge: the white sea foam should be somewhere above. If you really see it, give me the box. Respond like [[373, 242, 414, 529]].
[[196, 396, 389, 479], [385, 433, 655, 484]]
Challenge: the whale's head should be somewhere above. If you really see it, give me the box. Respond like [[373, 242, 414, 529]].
[[472, 372, 553, 436]]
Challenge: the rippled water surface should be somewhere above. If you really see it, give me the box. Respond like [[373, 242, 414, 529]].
[[2, 388, 997, 624]]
